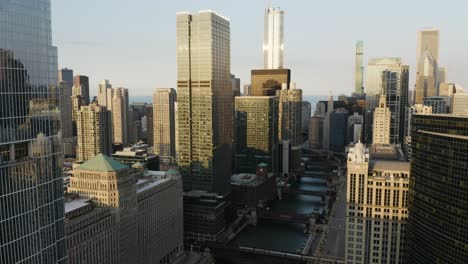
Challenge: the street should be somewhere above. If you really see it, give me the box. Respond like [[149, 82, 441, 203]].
[[321, 174, 347, 258]]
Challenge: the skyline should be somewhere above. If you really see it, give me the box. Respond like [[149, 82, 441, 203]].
[[52, 0, 468, 96]]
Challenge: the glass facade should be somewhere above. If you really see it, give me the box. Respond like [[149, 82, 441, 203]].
[[0, 0, 66, 263], [364, 58, 408, 144], [235, 96, 278, 173], [176, 11, 233, 195], [407, 114, 468, 264]]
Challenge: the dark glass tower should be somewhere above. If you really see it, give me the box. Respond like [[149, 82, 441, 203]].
[[0, 1, 66, 263], [407, 114, 468, 264]]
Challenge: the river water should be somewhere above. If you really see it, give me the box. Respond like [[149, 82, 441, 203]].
[[233, 176, 329, 253]]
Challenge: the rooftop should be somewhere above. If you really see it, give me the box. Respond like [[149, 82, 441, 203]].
[[369, 160, 410, 173], [369, 144, 405, 161], [65, 198, 91, 214], [77, 154, 128, 172]]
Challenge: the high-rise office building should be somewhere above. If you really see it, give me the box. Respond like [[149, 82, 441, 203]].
[[251, 69, 291, 96], [423, 96, 447, 113], [97, 79, 113, 108], [153, 88, 176, 163], [345, 143, 410, 264], [348, 112, 363, 143], [279, 83, 302, 172], [58, 81, 73, 139], [145, 105, 154, 146], [76, 103, 113, 162], [0, 1, 67, 263], [330, 109, 349, 152], [111, 87, 129, 146], [382, 66, 410, 144], [301, 101, 312, 134], [355, 40, 364, 95], [372, 95, 391, 144], [235, 96, 278, 173], [68, 154, 138, 263], [243, 84, 252, 96], [323, 95, 334, 150], [231, 74, 241, 97], [365, 58, 408, 143], [452, 94, 468, 115], [415, 28, 439, 104], [279, 83, 302, 146], [59, 68, 74, 85], [406, 114, 468, 264], [402, 104, 433, 159], [73, 75, 90, 105], [264, 7, 284, 69], [176, 11, 233, 195]]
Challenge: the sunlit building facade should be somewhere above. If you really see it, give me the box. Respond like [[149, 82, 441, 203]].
[[264, 7, 284, 69], [235, 96, 278, 173], [176, 11, 233, 195], [0, 0, 67, 263], [153, 88, 176, 162], [415, 28, 439, 104]]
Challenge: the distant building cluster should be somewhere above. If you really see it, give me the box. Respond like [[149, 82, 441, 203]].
[[1, 1, 467, 264]]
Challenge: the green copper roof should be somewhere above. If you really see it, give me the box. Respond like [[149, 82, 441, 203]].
[[77, 154, 128, 172]]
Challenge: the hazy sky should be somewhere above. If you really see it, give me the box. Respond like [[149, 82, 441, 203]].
[[52, 0, 468, 96]]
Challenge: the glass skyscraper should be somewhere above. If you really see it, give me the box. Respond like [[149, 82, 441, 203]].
[[415, 28, 439, 104], [407, 114, 468, 264], [264, 7, 284, 69], [176, 11, 233, 195], [0, 0, 66, 263], [355, 40, 364, 95]]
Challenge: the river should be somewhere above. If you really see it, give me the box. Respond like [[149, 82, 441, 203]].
[[232, 176, 329, 253]]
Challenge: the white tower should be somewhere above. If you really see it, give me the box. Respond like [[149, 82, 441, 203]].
[[264, 7, 284, 69]]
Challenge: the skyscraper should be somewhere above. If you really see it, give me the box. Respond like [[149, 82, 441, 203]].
[[323, 95, 334, 150], [73, 75, 90, 105], [76, 103, 113, 162], [145, 104, 154, 146], [279, 83, 302, 172], [97, 79, 113, 108], [382, 66, 410, 144], [372, 95, 391, 144], [406, 114, 468, 264], [279, 83, 303, 146], [415, 28, 439, 104], [0, 0, 67, 262], [231, 74, 241, 97], [111, 87, 129, 146], [153, 88, 176, 163], [365, 58, 408, 143], [264, 7, 284, 69], [355, 40, 364, 95], [59, 68, 74, 85], [58, 81, 73, 139], [176, 11, 233, 195], [235, 96, 278, 173]]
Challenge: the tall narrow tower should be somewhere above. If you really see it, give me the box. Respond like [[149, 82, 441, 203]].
[[264, 7, 284, 69], [415, 28, 439, 104], [355, 40, 364, 95], [0, 0, 67, 262], [176, 11, 233, 195]]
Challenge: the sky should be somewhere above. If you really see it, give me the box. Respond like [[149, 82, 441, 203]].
[[52, 0, 468, 96]]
